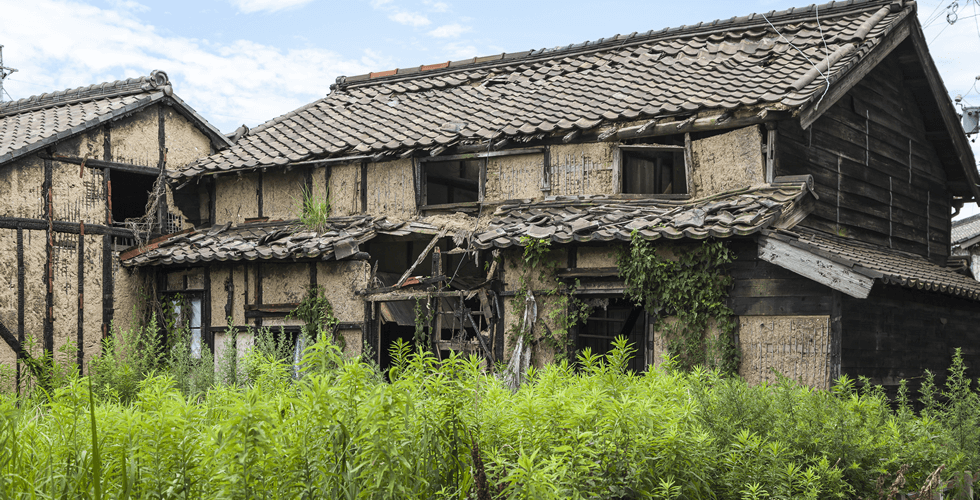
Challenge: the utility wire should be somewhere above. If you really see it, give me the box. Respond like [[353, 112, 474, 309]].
[[761, 12, 830, 108]]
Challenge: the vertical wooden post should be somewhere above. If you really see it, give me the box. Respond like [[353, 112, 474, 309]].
[[102, 124, 114, 340], [77, 221, 85, 373], [43, 156, 54, 356], [360, 161, 368, 214], [16, 226, 24, 393], [829, 290, 843, 388]]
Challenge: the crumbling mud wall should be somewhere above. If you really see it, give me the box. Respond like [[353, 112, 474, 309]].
[[548, 143, 616, 197], [738, 315, 832, 389], [0, 228, 18, 370], [499, 247, 570, 366], [485, 153, 544, 202], [319, 260, 369, 356], [690, 126, 765, 198], [110, 104, 161, 167], [111, 265, 150, 337], [576, 247, 617, 268], [367, 159, 415, 219], [329, 163, 361, 217], [215, 173, 259, 225], [263, 169, 306, 222], [0, 156, 44, 219], [163, 107, 212, 169]]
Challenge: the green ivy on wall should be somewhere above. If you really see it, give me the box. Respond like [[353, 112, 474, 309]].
[[288, 285, 342, 348], [508, 237, 592, 364], [618, 232, 739, 374]]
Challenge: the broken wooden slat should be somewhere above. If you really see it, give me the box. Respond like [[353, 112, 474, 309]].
[[395, 229, 447, 287], [758, 236, 874, 299]]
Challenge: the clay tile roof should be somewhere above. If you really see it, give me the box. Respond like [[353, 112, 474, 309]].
[[470, 182, 813, 250], [176, 0, 912, 178], [776, 226, 980, 301], [0, 70, 231, 167], [122, 180, 814, 268], [952, 213, 980, 247]]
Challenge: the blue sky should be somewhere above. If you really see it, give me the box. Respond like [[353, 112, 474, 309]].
[[2, 0, 980, 213]]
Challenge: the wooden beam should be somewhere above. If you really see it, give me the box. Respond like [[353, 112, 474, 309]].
[[395, 229, 446, 287], [798, 13, 911, 130], [38, 154, 161, 176], [614, 110, 788, 141], [758, 236, 874, 299], [422, 147, 545, 163]]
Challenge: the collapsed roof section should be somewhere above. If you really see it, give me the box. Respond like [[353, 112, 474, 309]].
[[174, 0, 920, 179], [119, 180, 813, 267], [0, 71, 232, 167]]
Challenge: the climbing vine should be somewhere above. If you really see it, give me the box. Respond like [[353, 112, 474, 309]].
[[508, 237, 592, 364], [288, 285, 342, 349], [618, 232, 739, 374], [413, 298, 434, 351]]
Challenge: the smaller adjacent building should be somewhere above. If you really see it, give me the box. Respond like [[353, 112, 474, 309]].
[[0, 71, 230, 382], [952, 214, 980, 279]]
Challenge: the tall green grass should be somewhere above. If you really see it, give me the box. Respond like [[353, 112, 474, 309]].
[[1, 330, 979, 499]]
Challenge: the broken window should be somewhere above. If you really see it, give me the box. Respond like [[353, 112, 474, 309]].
[[110, 170, 158, 223], [163, 269, 206, 358], [421, 159, 482, 208], [619, 145, 687, 196], [576, 298, 647, 372]]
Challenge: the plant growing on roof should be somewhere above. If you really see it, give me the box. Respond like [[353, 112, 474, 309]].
[[618, 231, 739, 373], [295, 183, 330, 233]]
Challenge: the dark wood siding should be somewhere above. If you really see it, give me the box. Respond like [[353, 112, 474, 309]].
[[726, 239, 834, 316], [775, 55, 950, 262], [840, 283, 980, 394]]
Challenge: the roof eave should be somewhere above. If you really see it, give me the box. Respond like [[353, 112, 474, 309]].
[[907, 18, 980, 201]]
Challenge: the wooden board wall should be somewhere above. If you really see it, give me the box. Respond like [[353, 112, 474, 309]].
[[725, 240, 834, 317], [840, 283, 980, 395], [776, 54, 950, 262]]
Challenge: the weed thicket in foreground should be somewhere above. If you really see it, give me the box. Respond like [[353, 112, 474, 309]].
[[2, 330, 980, 499]]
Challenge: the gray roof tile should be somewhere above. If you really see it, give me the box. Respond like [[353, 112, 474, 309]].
[[174, 1, 910, 178]]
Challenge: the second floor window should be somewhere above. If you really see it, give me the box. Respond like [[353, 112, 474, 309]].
[[620, 145, 687, 196], [421, 159, 482, 207]]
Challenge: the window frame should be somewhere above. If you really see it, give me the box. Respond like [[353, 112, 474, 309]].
[[614, 143, 692, 200], [161, 268, 209, 358], [416, 147, 546, 210], [417, 157, 486, 210]]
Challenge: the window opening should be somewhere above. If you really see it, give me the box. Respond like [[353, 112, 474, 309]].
[[110, 170, 158, 223], [163, 269, 206, 359], [576, 298, 647, 372], [422, 159, 482, 207], [621, 146, 686, 195]]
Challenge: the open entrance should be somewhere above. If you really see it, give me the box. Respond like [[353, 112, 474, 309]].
[[369, 235, 497, 371], [110, 170, 158, 223], [576, 298, 647, 372]]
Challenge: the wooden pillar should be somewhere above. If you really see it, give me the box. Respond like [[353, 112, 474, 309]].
[[43, 156, 54, 355]]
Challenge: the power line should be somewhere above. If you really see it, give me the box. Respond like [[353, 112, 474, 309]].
[[0, 45, 18, 104]]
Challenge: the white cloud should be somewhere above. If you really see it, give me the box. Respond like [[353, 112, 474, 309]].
[[229, 0, 314, 14], [0, 0, 378, 132], [440, 41, 478, 60], [423, 0, 449, 12], [428, 23, 470, 38], [389, 11, 431, 27]]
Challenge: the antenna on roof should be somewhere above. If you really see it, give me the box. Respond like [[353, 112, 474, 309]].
[[0, 45, 18, 103]]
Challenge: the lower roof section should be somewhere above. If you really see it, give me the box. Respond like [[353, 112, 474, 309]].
[[121, 181, 814, 268]]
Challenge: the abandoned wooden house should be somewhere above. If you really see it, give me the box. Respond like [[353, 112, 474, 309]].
[[0, 71, 231, 382], [117, 0, 980, 392]]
